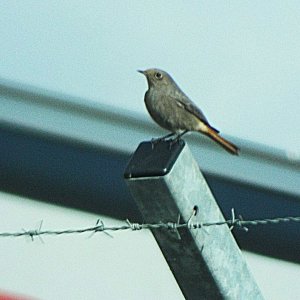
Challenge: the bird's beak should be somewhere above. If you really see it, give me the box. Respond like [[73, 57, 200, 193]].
[[137, 70, 145, 75]]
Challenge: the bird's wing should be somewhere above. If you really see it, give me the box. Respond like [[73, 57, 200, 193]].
[[173, 94, 220, 133]]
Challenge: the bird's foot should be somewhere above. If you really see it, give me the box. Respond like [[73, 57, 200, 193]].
[[150, 131, 189, 150], [150, 133, 176, 149], [168, 130, 188, 149], [168, 136, 182, 149]]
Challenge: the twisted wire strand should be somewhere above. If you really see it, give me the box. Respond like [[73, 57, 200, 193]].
[[0, 214, 299, 239]]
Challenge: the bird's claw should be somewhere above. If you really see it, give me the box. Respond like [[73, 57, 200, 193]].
[[150, 131, 188, 150], [150, 133, 176, 149]]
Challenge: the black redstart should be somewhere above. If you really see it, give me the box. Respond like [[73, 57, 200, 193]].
[[138, 68, 239, 155]]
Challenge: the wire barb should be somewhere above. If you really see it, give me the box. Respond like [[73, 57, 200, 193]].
[[126, 219, 142, 231]]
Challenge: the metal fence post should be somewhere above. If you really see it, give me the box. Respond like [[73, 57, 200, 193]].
[[124, 140, 263, 300]]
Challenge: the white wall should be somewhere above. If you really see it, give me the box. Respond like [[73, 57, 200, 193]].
[[0, 192, 299, 299]]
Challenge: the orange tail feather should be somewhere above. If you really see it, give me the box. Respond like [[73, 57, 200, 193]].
[[204, 127, 240, 155]]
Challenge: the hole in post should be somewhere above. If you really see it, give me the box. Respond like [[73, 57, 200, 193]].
[[193, 206, 199, 216]]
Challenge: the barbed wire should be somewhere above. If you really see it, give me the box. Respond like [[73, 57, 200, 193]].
[[0, 209, 299, 241]]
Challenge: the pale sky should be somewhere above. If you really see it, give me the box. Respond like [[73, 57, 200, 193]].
[[0, 1, 299, 152]]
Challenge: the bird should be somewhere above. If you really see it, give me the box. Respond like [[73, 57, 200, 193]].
[[138, 68, 239, 155]]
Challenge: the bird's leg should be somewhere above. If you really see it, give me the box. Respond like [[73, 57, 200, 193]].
[[169, 130, 189, 148], [151, 132, 176, 149], [175, 130, 189, 140]]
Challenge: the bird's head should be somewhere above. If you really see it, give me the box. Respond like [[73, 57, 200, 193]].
[[138, 68, 175, 89]]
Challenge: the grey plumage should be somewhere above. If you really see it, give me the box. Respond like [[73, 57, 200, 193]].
[[139, 68, 239, 155]]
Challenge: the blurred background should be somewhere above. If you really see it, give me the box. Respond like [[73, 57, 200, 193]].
[[0, 1, 299, 299]]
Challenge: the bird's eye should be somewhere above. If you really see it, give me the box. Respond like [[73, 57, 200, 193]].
[[155, 72, 163, 80]]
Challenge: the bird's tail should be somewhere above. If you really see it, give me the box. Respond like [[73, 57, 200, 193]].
[[204, 127, 240, 155]]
